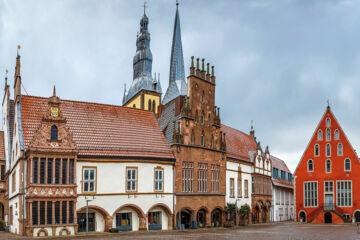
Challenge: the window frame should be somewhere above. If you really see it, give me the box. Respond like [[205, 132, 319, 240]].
[[337, 143, 343, 156], [314, 144, 320, 157], [303, 181, 318, 207], [326, 143, 331, 157], [326, 128, 331, 141], [325, 159, 331, 173], [307, 159, 314, 172], [318, 129, 323, 140], [82, 166, 97, 193], [344, 158, 351, 171], [229, 178, 234, 198], [336, 180, 352, 207], [326, 118, 331, 127], [334, 129, 339, 140], [154, 167, 164, 192], [126, 167, 138, 193], [51, 125, 58, 141]]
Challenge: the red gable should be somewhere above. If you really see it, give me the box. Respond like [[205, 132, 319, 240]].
[[21, 95, 174, 160]]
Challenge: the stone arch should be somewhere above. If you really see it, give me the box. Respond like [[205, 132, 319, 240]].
[[354, 210, 360, 222], [112, 204, 146, 231], [37, 228, 48, 237], [211, 207, 223, 227], [196, 206, 210, 228], [176, 207, 195, 229], [147, 203, 173, 231], [147, 203, 172, 216], [77, 205, 111, 232], [298, 210, 307, 223], [59, 227, 70, 236]]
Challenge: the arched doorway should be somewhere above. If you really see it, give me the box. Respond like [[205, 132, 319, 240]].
[[176, 209, 192, 229], [211, 208, 222, 227], [147, 204, 173, 231], [197, 208, 207, 228], [0, 202, 4, 221], [112, 204, 146, 231], [355, 211, 360, 222], [299, 211, 306, 223], [324, 212, 332, 224], [77, 206, 109, 232]]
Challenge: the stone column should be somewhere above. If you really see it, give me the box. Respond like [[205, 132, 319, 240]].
[[104, 215, 113, 232], [139, 216, 147, 231], [168, 214, 173, 230]]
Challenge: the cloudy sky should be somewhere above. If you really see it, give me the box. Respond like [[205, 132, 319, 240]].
[[1, 0, 360, 172]]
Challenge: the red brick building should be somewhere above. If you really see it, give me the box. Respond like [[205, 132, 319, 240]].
[[294, 106, 360, 224]]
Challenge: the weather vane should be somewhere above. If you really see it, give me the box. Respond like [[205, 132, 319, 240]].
[[326, 99, 330, 107], [251, 120, 254, 130], [144, 1, 147, 14], [17, 44, 21, 55]]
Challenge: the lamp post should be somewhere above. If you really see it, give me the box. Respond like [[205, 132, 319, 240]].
[[85, 196, 95, 236]]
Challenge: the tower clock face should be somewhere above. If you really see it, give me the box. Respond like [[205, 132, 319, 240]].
[[51, 107, 59, 118]]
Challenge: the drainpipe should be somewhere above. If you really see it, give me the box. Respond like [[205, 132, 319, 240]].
[[21, 150, 26, 236], [172, 164, 175, 230]]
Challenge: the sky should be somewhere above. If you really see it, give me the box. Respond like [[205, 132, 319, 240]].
[[1, 0, 360, 172]]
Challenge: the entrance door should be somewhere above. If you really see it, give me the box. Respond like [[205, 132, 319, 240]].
[[77, 213, 96, 232], [324, 194, 333, 210], [116, 212, 132, 231], [324, 212, 332, 224], [197, 210, 205, 228], [148, 211, 162, 230], [355, 212, 360, 222]]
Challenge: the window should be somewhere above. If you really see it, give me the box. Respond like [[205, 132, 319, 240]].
[[32, 201, 38, 225], [47, 158, 53, 184], [62, 159, 67, 184], [148, 99, 151, 111], [324, 181, 333, 193], [314, 144, 319, 157], [47, 201, 52, 225], [307, 159, 313, 172], [69, 201, 74, 224], [237, 179, 242, 198], [133, 104, 136, 108], [9, 206, 13, 225], [11, 171, 16, 192], [326, 118, 331, 127], [154, 168, 164, 192], [334, 130, 339, 140], [40, 201, 45, 225], [326, 128, 331, 141], [304, 181, 318, 207], [33, 158, 38, 184], [318, 130, 323, 140], [40, 158, 46, 184], [326, 144, 331, 157], [198, 163, 208, 192], [116, 212, 132, 228], [148, 211, 161, 225], [201, 131, 204, 147], [230, 178, 234, 197], [69, 159, 74, 184], [201, 111, 204, 125], [337, 181, 352, 207], [326, 159, 331, 173], [51, 125, 58, 140], [83, 168, 96, 192], [152, 100, 155, 113], [62, 201, 67, 224], [191, 132, 194, 145], [0, 165, 4, 181], [55, 201, 60, 224], [211, 164, 220, 192], [337, 144, 343, 156], [345, 158, 351, 171], [126, 168, 137, 192], [182, 162, 193, 192], [210, 135, 214, 148], [55, 159, 60, 184], [244, 180, 249, 197]]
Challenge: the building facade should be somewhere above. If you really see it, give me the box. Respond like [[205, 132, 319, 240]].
[[294, 106, 360, 224], [270, 156, 294, 222]]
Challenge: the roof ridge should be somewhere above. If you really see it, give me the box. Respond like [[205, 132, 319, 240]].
[[221, 123, 251, 137]]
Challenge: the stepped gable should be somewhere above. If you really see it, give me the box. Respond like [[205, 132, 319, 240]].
[[221, 124, 257, 162], [21, 95, 174, 159]]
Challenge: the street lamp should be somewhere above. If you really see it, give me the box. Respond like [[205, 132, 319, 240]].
[[85, 196, 95, 236]]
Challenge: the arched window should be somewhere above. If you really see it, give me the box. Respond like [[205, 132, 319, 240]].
[[318, 130, 323, 140], [152, 100, 156, 113], [334, 130, 339, 140], [148, 99, 152, 111], [51, 125, 58, 140], [326, 159, 331, 173], [211, 135, 214, 148], [337, 143, 343, 156], [326, 143, 331, 157], [307, 159, 314, 172], [191, 132, 194, 145], [201, 111, 204, 125], [201, 131, 205, 147], [326, 118, 331, 127], [326, 128, 331, 141], [345, 158, 351, 171], [314, 144, 319, 157], [133, 104, 136, 108]]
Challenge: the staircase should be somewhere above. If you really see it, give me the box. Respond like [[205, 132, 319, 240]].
[[307, 204, 347, 223]]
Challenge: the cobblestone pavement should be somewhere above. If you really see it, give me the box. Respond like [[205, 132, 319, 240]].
[[0, 222, 359, 240]]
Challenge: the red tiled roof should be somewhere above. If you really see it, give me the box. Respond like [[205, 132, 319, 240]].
[[0, 131, 5, 160], [221, 124, 257, 162], [21, 96, 174, 160], [270, 155, 291, 173], [272, 178, 293, 189]]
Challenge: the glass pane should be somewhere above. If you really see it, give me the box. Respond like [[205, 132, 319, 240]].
[[127, 170, 131, 179], [132, 170, 136, 180], [155, 171, 158, 180], [84, 170, 89, 180], [90, 170, 94, 180], [159, 170, 163, 180], [84, 182, 88, 192], [90, 182, 94, 191], [159, 182, 162, 190]]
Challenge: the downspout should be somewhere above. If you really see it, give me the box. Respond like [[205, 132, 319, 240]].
[[21, 150, 25, 235], [172, 163, 175, 229]]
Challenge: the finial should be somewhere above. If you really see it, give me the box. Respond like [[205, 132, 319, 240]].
[[326, 99, 330, 109], [176, 0, 179, 8], [201, 59, 205, 71], [6, 69, 8, 78], [144, 1, 147, 15], [196, 58, 199, 70], [53, 85, 56, 97], [17, 45, 21, 56], [211, 66, 214, 76], [251, 120, 254, 130], [158, 73, 160, 82], [191, 56, 194, 68], [207, 63, 210, 74]]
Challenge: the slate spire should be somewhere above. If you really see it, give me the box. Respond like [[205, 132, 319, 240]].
[[162, 1, 187, 105]]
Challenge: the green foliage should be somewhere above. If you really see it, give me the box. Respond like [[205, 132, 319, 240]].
[[0, 220, 5, 231], [239, 205, 250, 218]]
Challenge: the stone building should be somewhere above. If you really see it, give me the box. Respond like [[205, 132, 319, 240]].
[[270, 155, 294, 222]]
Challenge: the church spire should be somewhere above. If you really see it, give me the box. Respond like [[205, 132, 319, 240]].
[[14, 45, 22, 102], [162, 1, 187, 105]]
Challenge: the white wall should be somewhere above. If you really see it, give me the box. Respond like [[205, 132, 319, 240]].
[[272, 185, 294, 222]]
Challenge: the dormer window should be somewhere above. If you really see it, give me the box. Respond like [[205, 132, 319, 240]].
[[326, 118, 331, 127], [51, 125, 58, 140], [152, 100, 156, 113], [148, 99, 152, 111]]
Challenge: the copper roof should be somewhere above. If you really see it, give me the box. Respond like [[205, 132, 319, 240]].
[[270, 155, 291, 173], [21, 95, 174, 160], [0, 131, 5, 160], [221, 124, 257, 162]]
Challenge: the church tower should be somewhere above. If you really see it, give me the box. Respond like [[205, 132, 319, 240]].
[[123, 4, 162, 114], [162, 2, 187, 105]]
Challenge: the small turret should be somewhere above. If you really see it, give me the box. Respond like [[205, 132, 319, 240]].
[[14, 45, 22, 102]]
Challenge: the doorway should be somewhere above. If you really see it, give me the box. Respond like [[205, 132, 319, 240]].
[[197, 210, 206, 228], [355, 211, 360, 222], [77, 213, 96, 232], [299, 211, 306, 222], [116, 212, 132, 231], [177, 210, 191, 229], [324, 194, 333, 210], [324, 212, 332, 224]]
